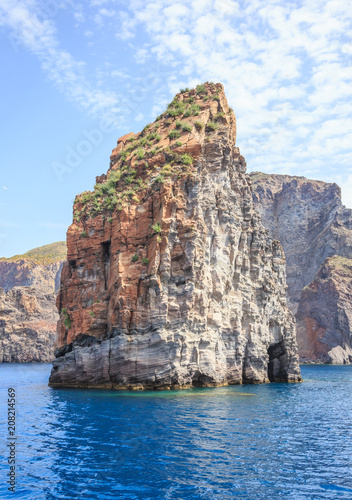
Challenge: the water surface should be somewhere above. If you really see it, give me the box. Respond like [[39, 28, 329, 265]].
[[1, 364, 352, 499]]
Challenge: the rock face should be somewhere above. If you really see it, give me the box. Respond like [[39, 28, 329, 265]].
[[297, 257, 352, 364], [0, 242, 65, 362], [49, 83, 301, 389], [250, 173, 352, 363]]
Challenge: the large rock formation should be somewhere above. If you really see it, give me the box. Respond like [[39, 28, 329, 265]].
[[250, 173, 352, 363], [0, 242, 65, 362], [297, 256, 352, 364], [49, 83, 301, 389]]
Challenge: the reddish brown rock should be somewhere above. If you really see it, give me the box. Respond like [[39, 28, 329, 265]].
[[50, 83, 301, 389], [250, 172, 352, 363], [297, 256, 352, 364]]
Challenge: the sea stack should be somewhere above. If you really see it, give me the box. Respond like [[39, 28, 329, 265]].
[[49, 83, 301, 389]]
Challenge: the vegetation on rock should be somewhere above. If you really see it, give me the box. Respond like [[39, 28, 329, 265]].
[[0, 241, 67, 265], [72, 82, 229, 226]]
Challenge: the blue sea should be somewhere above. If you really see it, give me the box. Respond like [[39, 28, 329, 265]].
[[0, 364, 352, 499]]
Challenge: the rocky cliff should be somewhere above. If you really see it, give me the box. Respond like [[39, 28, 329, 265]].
[[250, 173, 352, 363], [0, 242, 65, 362], [49, 82, 301, 389], [297, 256, 352, 364]]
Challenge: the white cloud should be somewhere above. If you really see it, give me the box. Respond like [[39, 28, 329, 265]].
[[1, 0, 351, 186], [0, 221, 17, 227], [0, 0, 122, 124], [116, 11, 136, 40], [94, 7, 117, 27], [118, 0, 352, 179], [73, 5, 85, 24], [110, 69, 129, 79], [90, 0, 114, 5], [2, 186, 8, 190], [134, 48, 150, 64]]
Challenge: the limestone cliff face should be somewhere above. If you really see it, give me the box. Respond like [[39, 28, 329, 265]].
[[0, 243, 65, 362], [49, 83, 301, 389], [250, 173, 352, 363]]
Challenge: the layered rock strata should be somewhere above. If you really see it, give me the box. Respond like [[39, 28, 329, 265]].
[[250, 173, 352, 363], [297, 256, 352, 364], [0, 242, 65, 362], [49, 83, 301, 389]]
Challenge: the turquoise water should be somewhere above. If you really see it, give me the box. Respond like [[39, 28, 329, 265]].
[[0, 364, 352, 499]]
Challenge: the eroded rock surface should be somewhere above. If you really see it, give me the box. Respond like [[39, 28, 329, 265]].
[[250, 173, 352, 363], [50, 83, 301, 389], [0, 243, 65, 362], [297, 256, 352, 364]]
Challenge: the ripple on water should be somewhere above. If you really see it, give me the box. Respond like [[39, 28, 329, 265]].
[[0, 364, 352, 499]]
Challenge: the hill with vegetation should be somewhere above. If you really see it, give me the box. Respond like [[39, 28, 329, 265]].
[[0, 241, 66, 265]]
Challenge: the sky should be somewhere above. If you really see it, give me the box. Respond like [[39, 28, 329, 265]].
[[0, 0, 352, 257]]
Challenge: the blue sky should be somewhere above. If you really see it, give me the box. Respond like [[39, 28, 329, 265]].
[[1, 0, 352, 257]]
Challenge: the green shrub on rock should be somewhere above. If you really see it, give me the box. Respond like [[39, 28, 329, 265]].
[[181, 154, 193, 165], [168, 130, 181, 140], [152, 223, 162, 233], [206, 122, 219, 131]]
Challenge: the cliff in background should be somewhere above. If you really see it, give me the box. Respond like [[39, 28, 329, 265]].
[[49, 82, 301, 389], [250, 173, 352, 364], [0, 242, 66, 362], [296, 256, 352, 364]]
